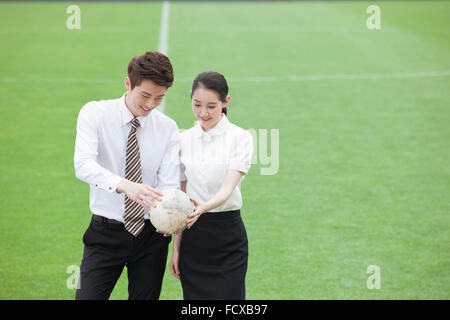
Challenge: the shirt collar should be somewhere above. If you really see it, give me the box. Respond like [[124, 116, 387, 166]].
[[119, 92, 149, 128], [194, 114, 230, 139]]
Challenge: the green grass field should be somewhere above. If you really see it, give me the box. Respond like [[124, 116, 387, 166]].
[[0, 1, 449, 299]]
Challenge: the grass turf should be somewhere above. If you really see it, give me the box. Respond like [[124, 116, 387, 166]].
[[0, 1, 449, 299]]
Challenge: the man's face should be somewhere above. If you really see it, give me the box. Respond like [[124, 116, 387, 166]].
[[124, 77, 167, 117]]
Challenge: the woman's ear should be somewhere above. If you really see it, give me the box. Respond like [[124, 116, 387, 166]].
[[223, 95, 231, 108]]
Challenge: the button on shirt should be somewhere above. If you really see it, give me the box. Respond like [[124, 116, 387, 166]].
[[180, 115, 253, 212], [74, 93, 181, 222]]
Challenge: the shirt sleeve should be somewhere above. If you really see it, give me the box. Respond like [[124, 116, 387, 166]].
[[74, 102, 123, 193], [229, 130, 254, 174], [155, 121, 181, 190]]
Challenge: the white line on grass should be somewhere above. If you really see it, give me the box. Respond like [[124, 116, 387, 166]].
[[227, 70, 450, 82], [157, 1, 170, 114], [3, 70, 450, 84], [0, 26, 404, 34], [169, 26, 401, 33]]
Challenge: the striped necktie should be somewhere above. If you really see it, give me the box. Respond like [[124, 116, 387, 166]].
[[124, 118, 145, 236]]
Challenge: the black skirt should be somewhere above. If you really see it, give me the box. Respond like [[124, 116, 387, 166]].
[[179, 210, 248, 300]]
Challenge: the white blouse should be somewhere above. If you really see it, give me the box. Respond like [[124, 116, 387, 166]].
[[180, 115, 253, 212]]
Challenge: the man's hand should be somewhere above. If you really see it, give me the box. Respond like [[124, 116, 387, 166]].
[[116, 179, 162, 211], [156, 229, 171, 237]]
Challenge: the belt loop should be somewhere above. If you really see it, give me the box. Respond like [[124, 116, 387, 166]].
[[98, 215, 107, 226]]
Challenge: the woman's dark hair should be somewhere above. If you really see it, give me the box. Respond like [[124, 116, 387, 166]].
[[128, 51, 174, 89], [191, 71, 229, 115]]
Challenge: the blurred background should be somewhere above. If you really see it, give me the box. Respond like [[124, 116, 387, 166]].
[[0, 0, 449, 299]]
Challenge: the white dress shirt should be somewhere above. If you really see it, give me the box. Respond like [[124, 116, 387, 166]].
[[180, 114, 253, 212], [74, 93, 181, 222]]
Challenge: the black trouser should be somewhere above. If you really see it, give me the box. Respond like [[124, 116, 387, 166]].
[[75, 216, 171, 300]]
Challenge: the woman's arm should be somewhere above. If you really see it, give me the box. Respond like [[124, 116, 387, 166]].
[[173, 180, 186, 253], [186, 169, 245, 228], [170, 180, 187, 280], [173, 180, 187, 244]]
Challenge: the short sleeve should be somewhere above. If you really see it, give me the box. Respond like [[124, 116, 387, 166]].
[[229, 130, 254, 174]]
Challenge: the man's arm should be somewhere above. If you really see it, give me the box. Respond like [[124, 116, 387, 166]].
[[155, 121, 181, 191], [74, 102, 123, 193], [74, 102, 162, 210]]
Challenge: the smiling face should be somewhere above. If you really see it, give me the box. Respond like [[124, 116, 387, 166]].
[[191, 85, 230, 131], [124, 77, 167, 117]]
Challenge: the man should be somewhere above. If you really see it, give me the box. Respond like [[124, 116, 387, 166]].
[[74, 51, 180, 300]]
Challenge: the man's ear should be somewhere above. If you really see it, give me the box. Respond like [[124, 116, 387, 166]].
[[124, 76, 132, 92]]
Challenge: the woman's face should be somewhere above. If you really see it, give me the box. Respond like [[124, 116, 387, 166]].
[[191, 86, 230, 131]]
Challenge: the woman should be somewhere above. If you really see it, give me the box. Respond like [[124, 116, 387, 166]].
[[170, 71, 253, 300]]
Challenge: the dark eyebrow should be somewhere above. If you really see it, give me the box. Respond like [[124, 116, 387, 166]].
[[141, 90, 165, 98], [193, 99, 217, 105]]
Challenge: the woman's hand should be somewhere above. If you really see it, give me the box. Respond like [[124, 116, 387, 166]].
[[170, 232, 182, 280], [170, 251, 180, 280], [186, 198, 207, 229]]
